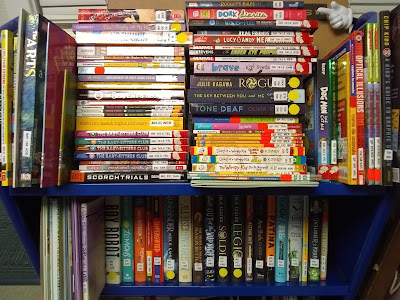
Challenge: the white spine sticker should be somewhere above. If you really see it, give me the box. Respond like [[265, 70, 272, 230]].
[[255, 260, 264, 269], [234, 257, 242, 269], [22, 131, 32, 158], [310, 258, 319, 268], [194, 262, 203, 271], [267, 256, 275, 267], [166, 259, 175, 271], [219, 256, 227, 267], [275, 105, 289, 115]]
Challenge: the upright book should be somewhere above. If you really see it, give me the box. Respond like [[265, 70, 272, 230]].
[[287, 195, 303, 282], [204, 196, 217, 282], [105, 196, 121, 285], [179, 195, 192, 283], [275, 195, 288, 283], [121, 197, 134, 283], [152, 196, 163, 283], [308, 198, 322, 282], [245, 195, 254, 282], [192, 195, 204, 283], [253, 195, 266, 282], [134, 196, 146, 283], [216, 195, 230, 282], [231, 195, 245, 282], [163, 196, 179, 283], [265, 195, 276, 282]]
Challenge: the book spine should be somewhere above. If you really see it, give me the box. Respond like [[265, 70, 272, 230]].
[[191, 163, 307, 173], [75, 130, 189, 138], [78, 66, 186, 75], [73, 22, 186, 31], [77, 74, 186, 83], [121, 196, 134, 283], [77, 46, 185, 57], [179, 195, 193, 283], [187, 8, 307, 21], [1, 30, 13, 186], [216, 195, 230, 282], [254, 195, 266, 282], [77, 81, 186, 89], [152, 196, 163, 283], [191, 56, 315, 63], [328, 59, 339, 181], [204, 195, 217, 282], [193, 33, 313, 45], [163, 196, 179, 283], [193, 123, 302, 131], [308, 198, 322, 282], [320, 199, 329, 281], [80, 202, 88, 299], [287, 195, 303, 282], [76, 100, 185, 106], [75, 138, 189, 146], [245, 195, 254, 282], [301, 196, 309, 283], [133, 196, 146, 282], [193, 116, 298, 124], [75, 145, 189, 153], [266, 195, 276, 282], [191, 146, 305, 156], [105, 196, 122, 284], [186, 1, 305, 8], [379, 11, 392, 186], [192, 195, 204, 283], [231, 195, 245, 282], [74, 152, 188, 161], [275, 195, 288, 283], [192, 155, 306, 164], [193, 62, 312, 75]]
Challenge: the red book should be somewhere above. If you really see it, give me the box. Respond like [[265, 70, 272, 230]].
[[152, 196, 164, 283], [146, 198, 153, 282]]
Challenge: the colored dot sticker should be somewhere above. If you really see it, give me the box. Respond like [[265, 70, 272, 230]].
[[288, 77, 301, 88], [177, 32, 188, 44], [288, 90, 299, 101], [219, 268, 228, 278], [107, 272, 118, 281], [171, 23, 182, 32], [233, 269, 242, 278], [94, 67, 105, 74], [123, 220, 129, 228], [288, 104, 300, 115], [166, 271, 175, 280]]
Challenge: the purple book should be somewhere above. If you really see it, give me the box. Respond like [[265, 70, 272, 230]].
[[40, 22, 77, 187], [72, 22, 185, 32], [71, 198, 82, 300]]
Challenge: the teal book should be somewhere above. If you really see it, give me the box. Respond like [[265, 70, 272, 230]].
[[275, 195, 289, 283], [121, 196, 134, 283], [18, 14, 49, 187]]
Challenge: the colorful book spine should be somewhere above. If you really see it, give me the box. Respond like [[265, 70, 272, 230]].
[[193, 116, 298, 124], [77, 74, 186, 83], [287, 195, 303, 282], [152, 196, 163, 283], [74, 152, 188, 161], [163, 196, 179, 283], [328, 59, 339, 181], [192, 195, 204, 283], [105, 196, 122, 284], [70, 171, 187, 182], [301, 196, 309, 283], [266, 195, 276, 282], [73, 22, 186, 31], [80, 202, 89, 299], [187, 8, 307, 20], [275, 195, 288, 283], [78, 66, 186, 75], [186, 1, 305, 8], [121, 197, 134, 283], [178, 196, 192, 283], [191, 146, 305, 156], [75, 130, 189, 138], [134, 197, 146, 282], [217, 195, 230, 282], [193, 33, 313, 45], [379, 11, 393, 186], [253, 195, 266, 282], [204, 196, 217, 282], [75, 138, 188, 146], [192, 155, 306, 165], [245, 195, 254, 282], [1, 30, 14, 186], [77, 46, 185, 57], [145, 197, 152, 283], [231, 195, 245, 282], [320, 199, 329, 281], [308, 198, 322, 282], [191, 56, 315, 62], [75, 145, 189, 153]]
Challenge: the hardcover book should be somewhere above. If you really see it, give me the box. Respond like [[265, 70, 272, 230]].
[[308, 198, 322, 282], [163, 196, 179, 283], [105, 196, 121, 285], [231, 195, 245, 282], [266, 195, 276, 282], [253, 195, 266, 282], [152, 196, 163, 283], [134, 196, 146, 282], [204, 196, 217, 282], [287, 195, 303, 282], [193, 195, 204, 283], [179, 196, 193, 283], [245, 195, 254, 282], [275, 195, 288, 283], [217, 195, 230, 282]]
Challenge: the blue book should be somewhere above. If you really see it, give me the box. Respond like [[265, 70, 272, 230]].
[[275, 195, 289, 283], [121, 196, 134, 283]]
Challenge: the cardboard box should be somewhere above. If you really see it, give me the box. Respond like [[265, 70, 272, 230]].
[[107, 0, 350, 58]]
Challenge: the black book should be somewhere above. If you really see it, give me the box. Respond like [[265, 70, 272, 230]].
[[253, 195, 266, 282], [217, 195, 230, 282], [231, 195, 245, 282], [204, 195, 217, 282], [308, 198, 322, 282]]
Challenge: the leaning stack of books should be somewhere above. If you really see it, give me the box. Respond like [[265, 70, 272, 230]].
[[69, 9, 193, 183], [185, 1, 319, 183]]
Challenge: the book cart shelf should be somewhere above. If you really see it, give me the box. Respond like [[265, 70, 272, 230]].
[[0, 182, 394, 300]]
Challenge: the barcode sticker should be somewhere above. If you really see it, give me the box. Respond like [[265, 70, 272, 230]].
[[156, 24, 170, 31], [310, 258, 319, 268], [206, 257, 215, 267], [219, 256, 227, 267], [256, 260, 264, 269], [194, 262, 203, 271], [123, 259, 131, 267], [267, 255, 275, 267], [181, 260, 189, 270], [358, 147, 365, 171], [276, 20, 301, 27], [166, 259, 175, 271], [155, 10, 167, 21], [150, 120, 173, 127], [154, 257, 161, 265], [277, 259, 284, 268], [291, 258, 299, 267], [137, 263, 144, 271], [274, 91, 288, 101], [234, 257, 242, 269], [321, 140, 327, 164], [275, 105, 288, 115], [352, 154, 357, 179], [147, 256, 152, 274], [321, 256, 326, 273], [22, 131, 32, 158], [247, 258, 252, 274], [331, 140, 337, 164], [273, 1, 284, 8], [274, 10, 284, 20], [384, 149, 393, 161], [375, 137, 381, 168], [271, 77, 286, 88], [159, 173, 182, 180]]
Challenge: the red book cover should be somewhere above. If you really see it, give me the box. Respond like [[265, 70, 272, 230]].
[[187, 8, 307, 21], [146, 198, 153, 282], [152, 196, 164, 283], [41, 23, 77, 187]]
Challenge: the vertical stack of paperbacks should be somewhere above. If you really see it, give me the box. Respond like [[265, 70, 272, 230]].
[[186, 1, 320, 183], [0, 10, 77, 188], [70, 8, 193, 183], [48, 195, 328, 294]]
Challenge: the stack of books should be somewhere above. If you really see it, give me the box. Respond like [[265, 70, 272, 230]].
[[69, 9, 193, 183], [185, 1, 320, 183]]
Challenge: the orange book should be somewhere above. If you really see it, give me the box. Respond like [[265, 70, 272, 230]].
[[265, 195, 276, 283], [134, 197, 146, 282], [146, 198, 153, 282]]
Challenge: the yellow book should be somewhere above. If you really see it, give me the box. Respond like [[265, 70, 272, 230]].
[[337, 53, 357, 185], [1, 30, 14, 186], [76, 117, 184, 131]]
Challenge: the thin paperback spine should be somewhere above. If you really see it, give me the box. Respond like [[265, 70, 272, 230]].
[[320, 199, 329, 281], [75, 130, 189, 138], [133, 197, 146, 283], [152, 196, 163, 283], [163, 196, 179, 283], [105, 196, 122, 284], [308, 198, 322, 282], [275, 195, 288, 283], [179, 196, 192, 283], [146, 197, 153, 282], [328, 59, 339, 181], [217, 195, 230, 282], [192, 195, 204, 283], [287, 195, 303, 282], [254, 195, 266, 282], [266, 195, 276, 282], [72, 22, 186, 31], [81, 202, 88, 299], [301, 196, 309, 283], [204, 196, 217, 282], [186, 1, 305, 8], [245, 195, 254, 282], [231, 195, 245, 283], [77, 46, 185, 57], [121, 196, 134, 283]]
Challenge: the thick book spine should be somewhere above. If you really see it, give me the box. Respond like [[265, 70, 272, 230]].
[[105, 196, 122, 284], [308, 198, 322, 282], [287, 195, 303, 282], [328, 59, 339, 181], [163, 196, 179, 283], [216, 195, 230, 282], [231, 195, 245, 282], [204, 196, 217, 282], [74, 152, 188, 161], [133, 196, 146, 282], [379, 11, 393, 185], [275, 195, 288, 283], [179, 196, 193, 283], [192, 195, 204, 283], [301, 196, 309, 283], [121, 196, 134, 283], [245, 195, 254, 282], [265, 195, 276, 282], [152, 196, 163, 283], [145, 196, 153, 283], [253, 195, 266, 282], [320, 199, 329, 281]]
